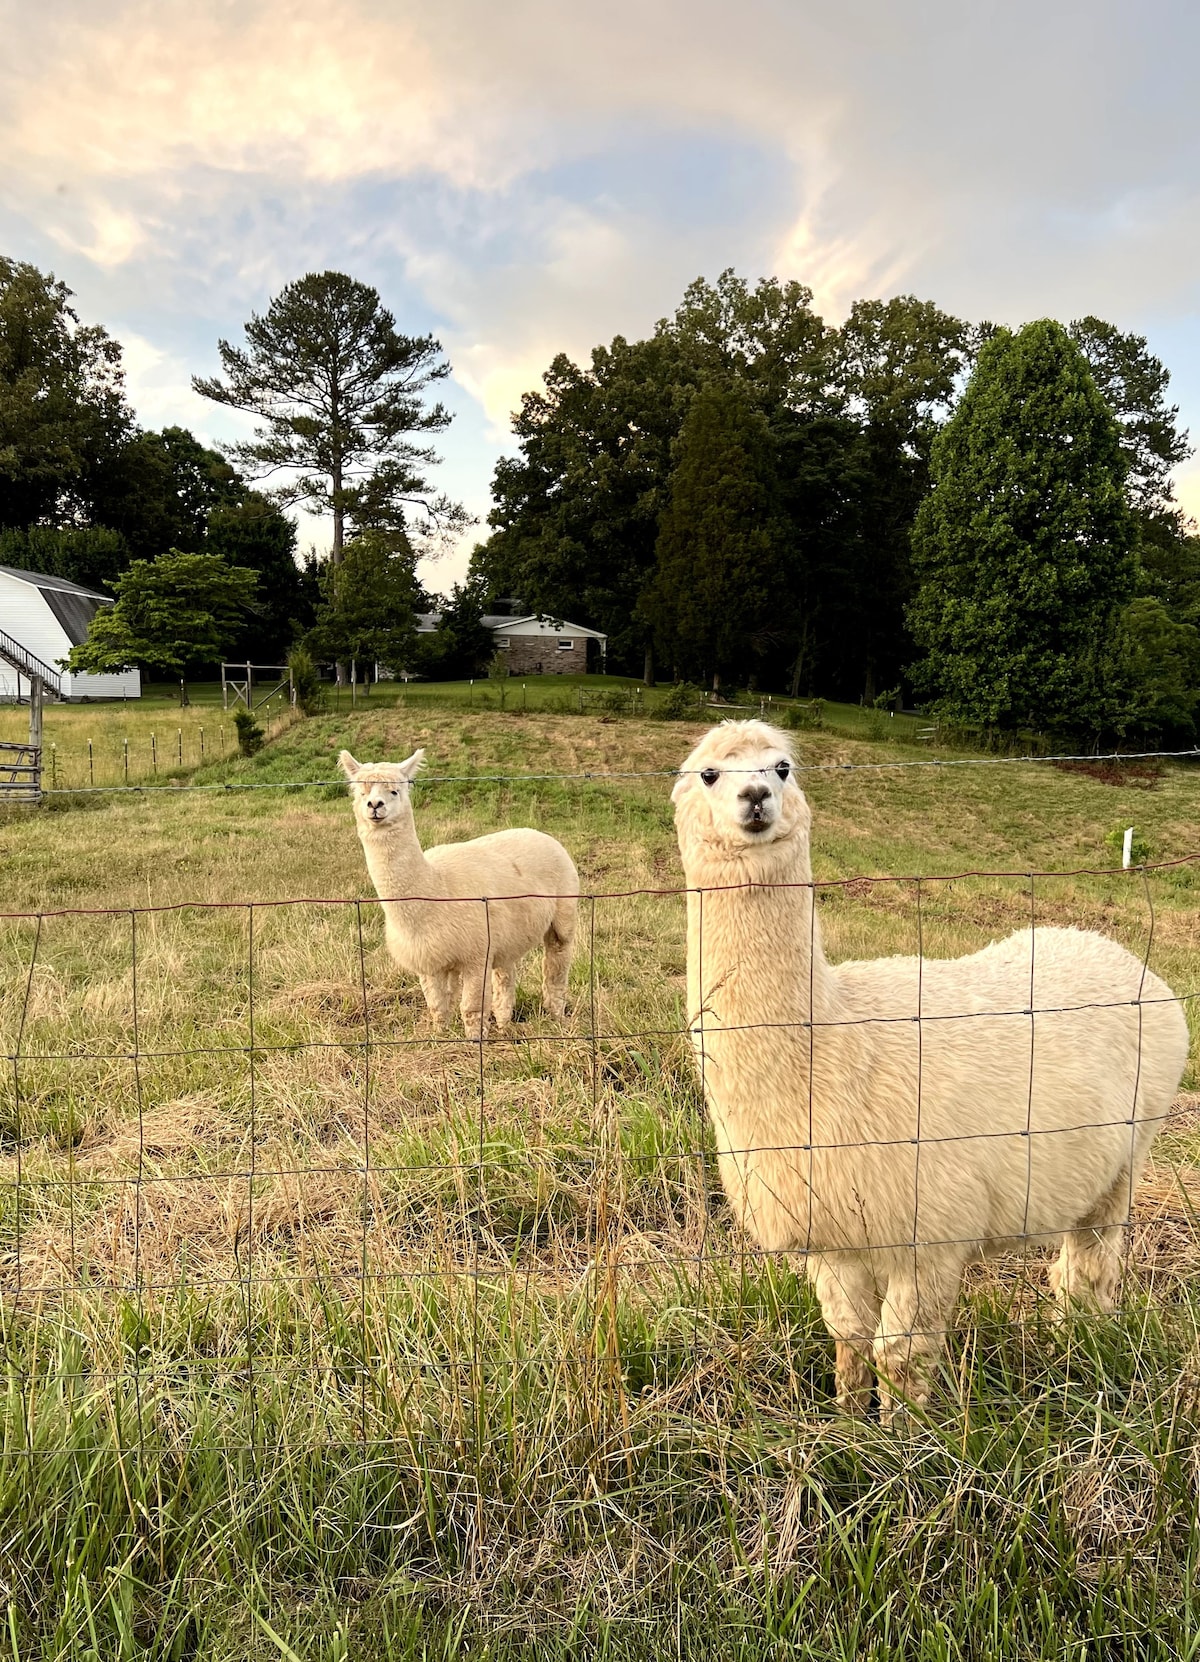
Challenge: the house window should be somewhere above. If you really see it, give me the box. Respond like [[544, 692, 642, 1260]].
[[494, 637, 510, 650], [556, 639, 574, 651]]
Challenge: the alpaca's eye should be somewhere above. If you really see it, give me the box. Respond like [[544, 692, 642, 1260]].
[[775, 761, 790, 781], [700, 768, 720, 787], [390, 790, 398, 797]]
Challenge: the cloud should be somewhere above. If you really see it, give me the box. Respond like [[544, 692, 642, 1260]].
[[2, 0, 1198, 567]]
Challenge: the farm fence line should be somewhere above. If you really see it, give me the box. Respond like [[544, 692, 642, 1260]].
[[27, 742, 1200, 797], [1, 847, 1198, 1457]]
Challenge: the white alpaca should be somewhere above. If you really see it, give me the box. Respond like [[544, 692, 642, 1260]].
[[339, 749, 579, 1037], [672, 720, 1189, 1419]]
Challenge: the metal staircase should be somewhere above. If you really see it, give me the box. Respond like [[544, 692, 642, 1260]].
[[0, 627, 62, 697], [0, 628, 58, 801]]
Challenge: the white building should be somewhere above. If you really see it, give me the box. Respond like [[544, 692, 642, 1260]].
[[0, 565, 141, 700]]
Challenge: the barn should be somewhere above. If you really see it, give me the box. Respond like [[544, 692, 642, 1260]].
[[0, 565, 141, 700]]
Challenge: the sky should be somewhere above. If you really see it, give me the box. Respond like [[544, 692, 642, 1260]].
[[3, 0, 1199, 593]]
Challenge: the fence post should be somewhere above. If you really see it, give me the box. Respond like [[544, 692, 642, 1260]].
[[1122, 827, 1134, 869], [200, 726, 205, 760], [123, 737, 129, 782], [29, 675, 44, 803], [51, 742, 56, 787], [152, 734, 157, 776], [88, 739, 93, 787], [178, 728, 183, 766]]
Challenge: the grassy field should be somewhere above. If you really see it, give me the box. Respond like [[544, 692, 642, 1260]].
[[0, 675, 935, 792], [1, 705, 1199, 1659]]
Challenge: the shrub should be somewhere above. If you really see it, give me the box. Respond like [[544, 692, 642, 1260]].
[[863, 709, 891, 741], [287, 645, 325, 715], [233, 708, 265, 756], [780, 699, 824, 731], [1104, 825, 1152, 867], [657, 682, 703, 720]]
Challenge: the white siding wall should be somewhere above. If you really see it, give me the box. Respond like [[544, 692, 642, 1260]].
[[61, 668, 142, 700], [0, 662, 142, 700], [0, 572, 141, 700], [0, 575, 66, 671]]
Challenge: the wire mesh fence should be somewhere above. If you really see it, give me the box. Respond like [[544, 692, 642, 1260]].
[[2, 852, 1197, 1467]]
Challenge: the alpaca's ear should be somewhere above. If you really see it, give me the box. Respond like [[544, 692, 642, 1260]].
[[397, 748, 426, 781], [670, 771, 692, 804], [337, 750, 361, 779]]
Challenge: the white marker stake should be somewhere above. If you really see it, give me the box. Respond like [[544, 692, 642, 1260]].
[[1122, 826, 1134, 869]]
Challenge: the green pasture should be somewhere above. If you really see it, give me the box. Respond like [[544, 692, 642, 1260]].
[[0, 706, 1198, 1659]]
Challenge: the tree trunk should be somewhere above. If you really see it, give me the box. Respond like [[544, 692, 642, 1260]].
[[642, 643, 656, 687], [332, 451, 347, 684], [712, 671, 721, 694]]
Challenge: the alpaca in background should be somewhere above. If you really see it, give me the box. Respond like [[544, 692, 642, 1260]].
[[340, 748, 578, 1038], [672, 720, 1188, 1419]]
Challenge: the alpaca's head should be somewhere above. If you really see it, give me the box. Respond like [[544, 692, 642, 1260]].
[[672, 721, 810, 861], [338, 748, 425, 831]]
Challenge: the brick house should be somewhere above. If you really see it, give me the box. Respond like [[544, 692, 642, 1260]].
[[416, 612, 608, 675]]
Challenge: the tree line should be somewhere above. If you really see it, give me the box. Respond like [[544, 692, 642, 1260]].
[[0, 258, 467, 696], [4, 253, 1197, 739], [472, 271, 1199, 739]]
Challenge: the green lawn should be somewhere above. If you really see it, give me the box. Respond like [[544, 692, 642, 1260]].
[[0, 706, 1198, 1658]]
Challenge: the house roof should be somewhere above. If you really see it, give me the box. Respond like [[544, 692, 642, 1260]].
[[415, 610, 607, 642], [487, 615, 607, 640], [0, 563, 112, 648], [0, 564, 112, 601]]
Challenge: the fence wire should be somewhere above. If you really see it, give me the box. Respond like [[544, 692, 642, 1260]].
[[1, 857, 1198, 1460], [30, 742, 1200, 796]]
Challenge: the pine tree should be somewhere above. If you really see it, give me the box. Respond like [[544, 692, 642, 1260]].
[[645, 380, 787, 688], [193, 272, 466, 562], [908, 320, 1136, 736]]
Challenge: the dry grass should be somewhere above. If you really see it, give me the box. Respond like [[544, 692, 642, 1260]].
[[1, 708, 1199, 1657]]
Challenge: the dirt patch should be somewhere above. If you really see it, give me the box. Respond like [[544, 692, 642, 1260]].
[[1052, 760, 1164, 789]]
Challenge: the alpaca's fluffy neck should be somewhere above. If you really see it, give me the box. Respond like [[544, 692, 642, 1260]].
[[357, 811, 447, 921], [677, 828, 840, 1032], [678, 824, 855, 1252]]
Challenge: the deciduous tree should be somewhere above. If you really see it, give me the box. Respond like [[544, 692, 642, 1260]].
[[0, 257, 131, 528], [306, 532, 422, 683], [66, 551, 259, 704]]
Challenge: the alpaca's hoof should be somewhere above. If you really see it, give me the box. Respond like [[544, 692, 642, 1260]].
[[834, 1386, 873, 1419]]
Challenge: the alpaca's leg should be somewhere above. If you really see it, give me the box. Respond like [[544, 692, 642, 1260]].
[[1049, 1166, 1135, 1316], [808, 1254, 883, 1417], [542, 897, 577, 1018], [491, 963, 516, 1030], [418, 971, 456, 1030], [459, 964, 492, 1041], [873, 1256, 961, 1424]]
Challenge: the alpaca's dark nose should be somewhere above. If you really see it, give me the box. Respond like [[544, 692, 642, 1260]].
[[739, 783, 770, 807]]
